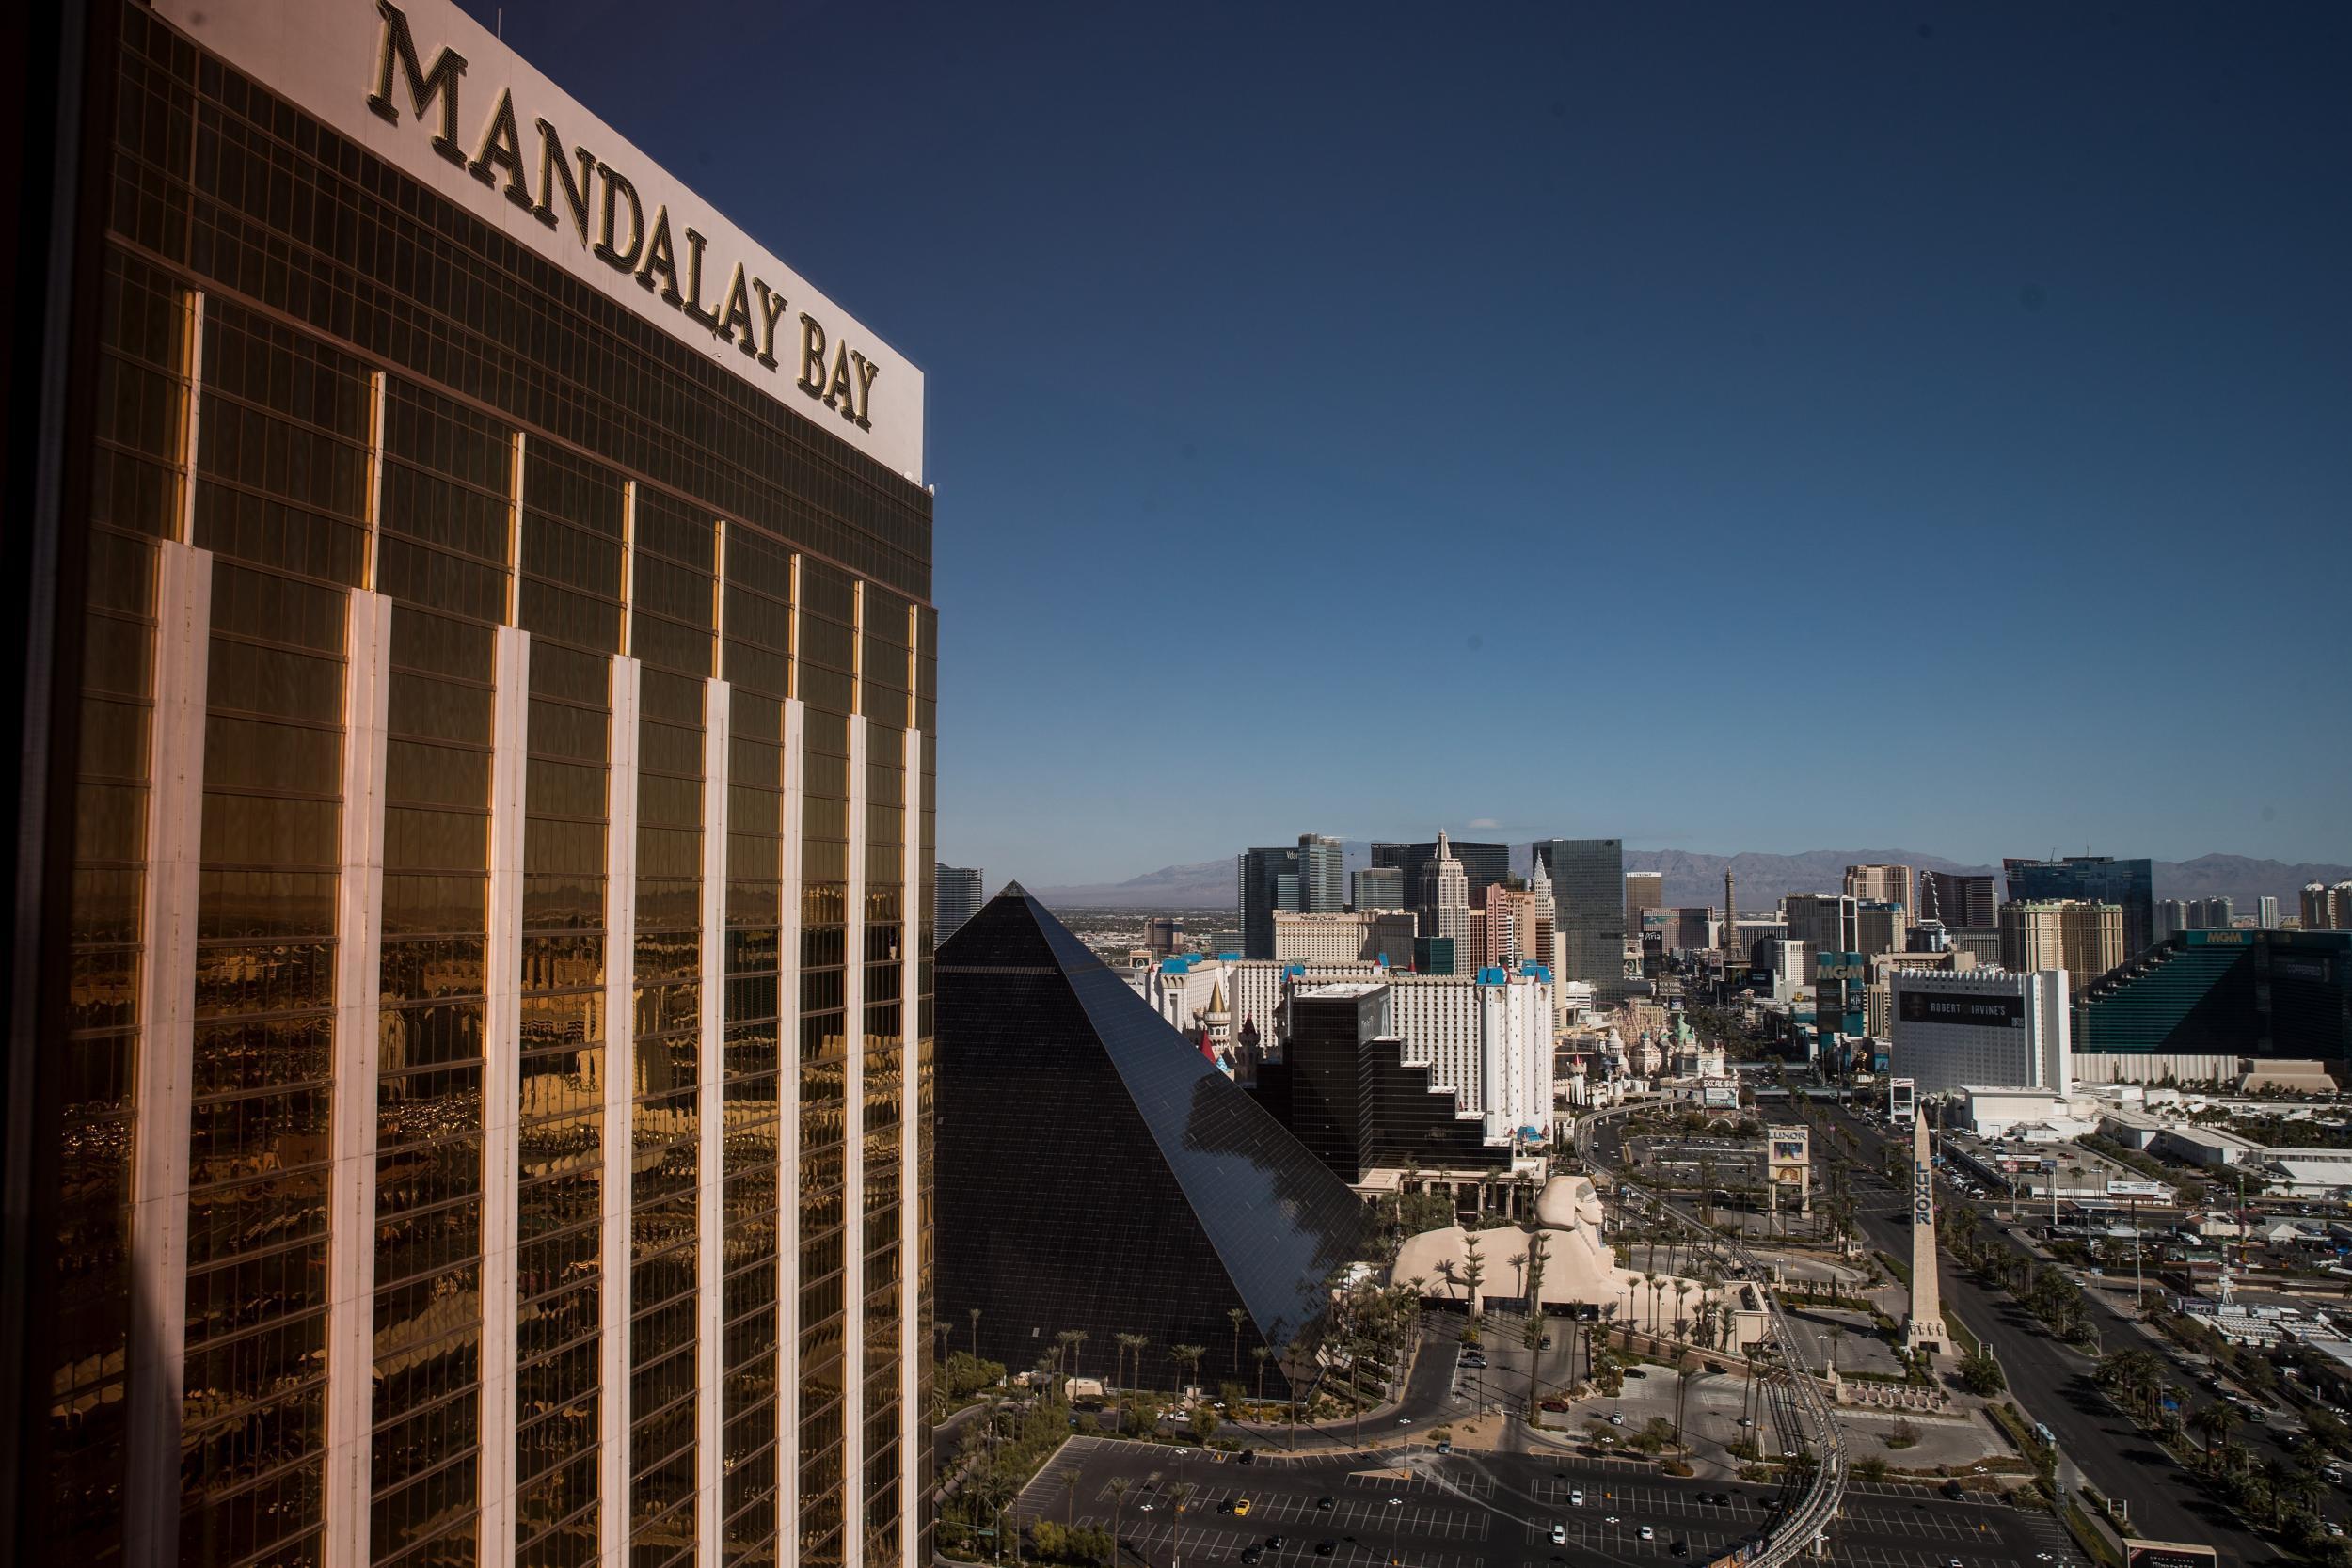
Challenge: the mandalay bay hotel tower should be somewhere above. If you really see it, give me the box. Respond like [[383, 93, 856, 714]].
[[5, 0, 938, 1564]]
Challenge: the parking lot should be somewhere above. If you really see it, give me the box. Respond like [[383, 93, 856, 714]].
[[1007, 1435, 2070, 1568]]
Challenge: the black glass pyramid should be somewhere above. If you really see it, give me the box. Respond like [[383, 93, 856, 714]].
[[936, 885, 1371, 1398]]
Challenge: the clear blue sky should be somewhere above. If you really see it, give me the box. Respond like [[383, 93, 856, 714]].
[[466, 1, 2351, 886]]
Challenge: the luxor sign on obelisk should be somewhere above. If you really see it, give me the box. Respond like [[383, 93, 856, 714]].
[[1903, 1108, 1949, 1355]]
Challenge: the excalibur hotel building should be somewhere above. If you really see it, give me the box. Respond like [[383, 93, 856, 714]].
[[4, 1, 937, 1564]]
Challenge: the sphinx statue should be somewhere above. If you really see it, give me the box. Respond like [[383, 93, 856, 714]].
[[1391, 1173, 1765, 1351]]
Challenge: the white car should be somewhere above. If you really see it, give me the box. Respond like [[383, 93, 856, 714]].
[[1551, 1524, 1567, 1544], [1569, 1490, 1584, 1507], [1640, 1525, 1656, 1542]]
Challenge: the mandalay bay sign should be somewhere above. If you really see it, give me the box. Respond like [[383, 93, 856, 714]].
[[152, 0, 927, 480]]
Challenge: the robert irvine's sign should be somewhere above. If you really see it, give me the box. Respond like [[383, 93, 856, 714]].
[[150, 0, 926, 483], [1898, 990, 2026, 1027]]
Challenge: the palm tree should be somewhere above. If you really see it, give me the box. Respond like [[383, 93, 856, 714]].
[[2261, 1457, 2294, 1528], [1251, 1344, 1271, 1403], [1228, 1307, 1248, 1377], [1672, 1351, 1698, 1449], [1285, 1338, 1309, 1431], [1824, 1324, 1844, 1375], [1064, 1468, 1080, 1529], [1107, 1477, 1130, 1546], [969, 1307, 981, 1358], [1463, 1232, 1486, 1323], [2190, 1400, 2238, 1459], [1674, 1280, 1693, 1343], [1171, 1342, 1205, 1395], [1068, 1329, 1089, 1382], [1055, 1329, 1082, 1380]]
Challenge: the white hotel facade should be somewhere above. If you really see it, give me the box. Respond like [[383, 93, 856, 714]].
[[1889, 967, 2072, 1098]]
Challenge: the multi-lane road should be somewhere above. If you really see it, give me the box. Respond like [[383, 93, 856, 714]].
[[1819, 1100, 2283, 1567]]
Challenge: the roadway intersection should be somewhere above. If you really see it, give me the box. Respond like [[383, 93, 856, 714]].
[[1013, 1436, 2077, 1568]]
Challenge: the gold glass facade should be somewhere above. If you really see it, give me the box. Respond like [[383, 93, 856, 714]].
[[45, 6, 937, 1566]]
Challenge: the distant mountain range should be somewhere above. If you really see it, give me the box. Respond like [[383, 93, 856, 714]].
[[1030, 847, 2352, 914]]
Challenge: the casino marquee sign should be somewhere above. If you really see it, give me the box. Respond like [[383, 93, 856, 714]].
[[151, 0, 926, 481]]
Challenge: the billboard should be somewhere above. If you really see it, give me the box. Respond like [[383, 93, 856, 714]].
[[1899, 990, 2025, 1027], [153, 0, 929, 479], [2108, 1180, 2168, 1198], [2124, 1543, 2217, 1568]]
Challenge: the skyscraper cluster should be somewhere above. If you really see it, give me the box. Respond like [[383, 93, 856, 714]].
[[1232, 832, 1631, 997]]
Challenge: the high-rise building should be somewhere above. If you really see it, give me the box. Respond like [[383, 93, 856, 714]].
[[1536, 837, 1627, 990], [1625, 870, 1666, 930], [1666, 908, 1719, 952], [1381, 968, 1558, 1142], [1481, 878, 1556, 970], [1238, 844, 1302, 958], [936, 890, 1370, 1401], [1273, 911, 1416, 967], [1416, 832, 1472, 973], [1298, 832, 1346, 913], [1374, 839, 1509, 911], [1145, 914, 1187, 957], [2259, 896, 2280, 930], [2004, 855, 2154, 958], [1783, 893, 1860, 960], [2303, 881, 2352, 931], [2197, 896, 2235, 931], [7, 2, 938, 1562], [1890, 968, 2074, 1095], [1998, 899, 2125, 984], [1855, 900, 1907, 960], [1919, 871, 1998, 932], [1844, 863, 1915, 923], [938, 864, 985, 941], [2155, 898, 2191, 941], [1352, 865, 1406, 910], [2074, 929, 2352, 1073], [1268, 984, 1510, 1182]]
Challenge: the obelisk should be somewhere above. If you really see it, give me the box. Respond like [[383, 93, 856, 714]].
[[1903, 1108, 1949, 1355]]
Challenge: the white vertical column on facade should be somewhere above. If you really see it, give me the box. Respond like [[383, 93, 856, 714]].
[[323, 587, 394, 1568], [898, 726, 923, 1568], [773, 695, 806, 1554], [598, 654, 643, 1568], [477, 625, 532, 1568], [172, 289, 205, 546], [123, 538, 213, 1568], [361, 371, 386, 592], [693, 677, 731, 1565], [840, 711, 867, 1566]]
